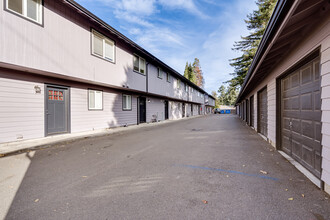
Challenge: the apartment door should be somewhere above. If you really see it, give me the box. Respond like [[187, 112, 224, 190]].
[[139, 97, 146, 123], [258, 87, 267, 137], [182, 103, 185, 117], [191, 104, 193, 116], [280, 57, 321, 178], [164, 100, 169, 120], [45, 85, 70, 135]]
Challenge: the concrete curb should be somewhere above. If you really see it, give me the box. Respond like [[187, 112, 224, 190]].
[[0, 115, 205, 157]]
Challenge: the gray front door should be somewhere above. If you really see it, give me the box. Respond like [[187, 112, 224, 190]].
[[280, 57, 321, 178], [258, 87, 267, 137], [46, 85, 69, 135]]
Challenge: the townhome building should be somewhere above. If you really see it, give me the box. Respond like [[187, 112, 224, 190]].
[[236, 0, 330, 194], [0, 0, 214, 144]]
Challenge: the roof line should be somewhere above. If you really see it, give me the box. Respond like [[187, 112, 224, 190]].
[[64, 0, 210, 95], [235, 0, 293, 104]]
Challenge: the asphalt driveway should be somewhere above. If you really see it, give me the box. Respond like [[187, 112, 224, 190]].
[[2, 115, 330, 219]]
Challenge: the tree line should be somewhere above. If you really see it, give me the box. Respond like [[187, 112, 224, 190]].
[[184, 58, 204, 89], [211, 0, 277, 108]]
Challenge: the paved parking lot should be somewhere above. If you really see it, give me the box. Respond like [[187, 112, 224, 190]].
[[2, 114, 330, 219]]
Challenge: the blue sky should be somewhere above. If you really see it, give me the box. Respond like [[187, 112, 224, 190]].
[[75, 0, 257, 94]]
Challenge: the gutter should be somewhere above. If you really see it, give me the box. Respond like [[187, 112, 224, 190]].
[[234, 0, 293, 105]]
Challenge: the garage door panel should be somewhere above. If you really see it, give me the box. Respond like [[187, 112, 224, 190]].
[[315, 122, 321, 142], [301, 120, 313, 139], [314, 92, 321, 110], [301, 93, 312, 110], [301, 144, 313, 166], [291, 118, 301, 133], [292, 139, 302, 158], [291, 72, 300, 88], [300, 111, 320, 121], [301, 65, 312, 85], [282, 136, 291, 154], [280, 56, 321, 179]]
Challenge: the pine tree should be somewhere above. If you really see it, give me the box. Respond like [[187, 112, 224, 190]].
[[184, 62, 196, 84], [193, 58, 204, 88], [227, 0, 277, 89]]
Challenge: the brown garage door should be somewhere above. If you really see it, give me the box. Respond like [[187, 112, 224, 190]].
[[258, 87, 267, 137], [281, 57, 321, 178]]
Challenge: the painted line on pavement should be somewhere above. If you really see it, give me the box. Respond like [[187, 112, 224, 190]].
[[175, 164, 279, 181]]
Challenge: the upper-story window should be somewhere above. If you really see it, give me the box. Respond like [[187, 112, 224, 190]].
[[185, 84, 188, 92], [92, 30, 115, 62], [166, 72, 170, 82], [133, 54, 146, 75], [157, 67, 163, 79], [6, 0, 42, 24], [177, 79, 181, 89]]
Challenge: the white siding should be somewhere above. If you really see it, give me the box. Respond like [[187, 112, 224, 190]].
[[321, 34, 330, 185], [267, 79, 276, 146], [0, 77, 44, 143]]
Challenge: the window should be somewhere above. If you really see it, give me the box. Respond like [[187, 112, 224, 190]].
[[92, 30, 115, 62], [157, 67, 163, 79], [185, 84, 188, 92], [123, 94, 132, 110], [6, 0, 42, 24], [88, 90, 103, 110], [177, 79, 181, 89], [133, 54, 146, 75], [166, 73, 170, 82]]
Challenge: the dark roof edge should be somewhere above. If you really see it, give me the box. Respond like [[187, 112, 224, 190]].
[[235, 0, 294, 105], [64, 0, 211, 95]]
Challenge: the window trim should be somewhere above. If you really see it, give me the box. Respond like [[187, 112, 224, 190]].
[[5, 0, 44, 26], [91, 29, 116, 63], [157, 67, 163, 79], [122, 94, 132, 111], [177, 79, 181, 89], [166, 73, 171, 83], [133, 54, 146, 75], [88, 89, 103, 111]]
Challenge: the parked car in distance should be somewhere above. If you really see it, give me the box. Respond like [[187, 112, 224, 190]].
[[214, 108, 221, 114]]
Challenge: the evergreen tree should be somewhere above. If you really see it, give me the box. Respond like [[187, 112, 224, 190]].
[[218, 85, 226, 105], [227, 0, 277, 89], [193, 58, 204, 88], [211, 91, 220, 108], [184, 62, 196, 84]]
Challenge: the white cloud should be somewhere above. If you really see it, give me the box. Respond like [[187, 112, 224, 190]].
[[158, 0, 207, 18]]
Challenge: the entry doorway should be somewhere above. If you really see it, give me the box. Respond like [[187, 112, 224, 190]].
[[164, 100, 169, 120], [45, 85, 70, 136], [138, 97, 146, 124], [182, 103, 185, 117], [191, 104, 193, 116]]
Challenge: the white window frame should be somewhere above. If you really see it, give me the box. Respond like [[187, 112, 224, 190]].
[[166, 73, 171, 82], [133, 54, 146, 75], [92, 30, 115, 62], [123, 94, 132, 111], [6, 0, 42, 24], [88, 89, 103, 110], [157, 67, 163, 79]]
